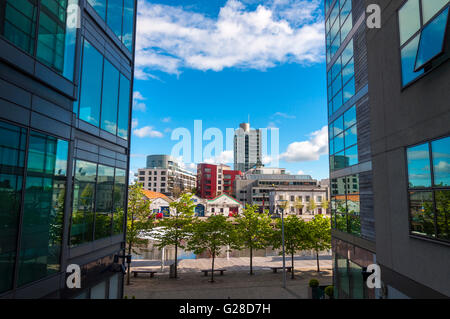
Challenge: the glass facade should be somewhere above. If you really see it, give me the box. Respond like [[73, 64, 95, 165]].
[[0, 120, 69, 292], [325, 0, 353, 65], [77, 39, 131, 140], [87, 0, 135, 51], [398, 0, 449, 86], [407, 136, 450, 242], [70, 160, 125, 246], [330, 174, 361, 236], [0, 0, 78, 80], [333, 254, 365, 299]]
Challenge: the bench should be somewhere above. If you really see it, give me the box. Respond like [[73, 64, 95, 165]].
[[200, 269, 226, 276], [270, 266, 292, 273], [132, 270, 158, 278]]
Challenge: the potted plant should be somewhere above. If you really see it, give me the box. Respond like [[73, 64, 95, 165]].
[[325, 285, 334, 299], [308, 279, 322, 299]]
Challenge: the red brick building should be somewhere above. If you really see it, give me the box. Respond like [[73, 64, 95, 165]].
[[197, 163, 242, 199]]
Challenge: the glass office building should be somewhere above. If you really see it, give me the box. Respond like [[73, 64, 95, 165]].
[[0, 0, 136, 298], [324, 0, 376, 299]]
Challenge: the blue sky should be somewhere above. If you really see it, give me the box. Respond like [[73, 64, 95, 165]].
[[130, 0, 329, 180]]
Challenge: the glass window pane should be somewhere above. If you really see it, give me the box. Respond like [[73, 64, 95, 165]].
[[336, 212, 347, 232], [349, 261, 364, 298], [108, 274, 119, 299], [401, 34, 424, 86], [341, 39, 353, 66], [101, 59, 120, 135], [94, 165, 114, 240], [344, 105, 356, 129], [70, 160, 97, 246], [432, 136, 450, 186], [342, 58, 354, 86], [334, 133, 344, 153], [345, 144, 358, 166], [344, 125, 357, 148], [435, 190, 450, 241], [0, 121, 26, 293], [333, 90, 343, 114], [36, 0, 77, 80], [415, 7, 449, 71], [407, 142, 432, 188], [340, 12, 352, 41], [334, 150, 347, 170], [87, 0, 106, 20], [422, 0, 449, 23], [18, 133, 68, 286], [117, 74, 131, 140], [332, 76, 342, 97], [2, 0, 38, 54], [409, 191, 435, 238], [399, 0, 421, 45], [113, 169, 126, 235], [122, 0, 135, 51], [79, 40, 103, 127], [90, 281, 106, 299], [107, 0, 123, 40], [343, 77, 355, 103]]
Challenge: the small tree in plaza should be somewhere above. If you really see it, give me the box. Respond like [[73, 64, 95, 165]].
[[271, 215, 310, 279], [321, 199, 329, 214], [126, 183, 153, 285], [152, 193, 196, 279], [307, 198, 317, 215], [294, 198, 304, 215], [187, 215, 238, 282], [235, 204, 273, 275], [308, 214, 331, 272]]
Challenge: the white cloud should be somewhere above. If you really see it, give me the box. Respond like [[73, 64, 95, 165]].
[[135, 0, 324, 77], [204, 150, 234, 165], [297, 170, 305, 175], [133, 91, 147, 111], [280, 125, 328, 162], [132, 118, 139, 129], [133, 126, 164, 138], [273, 112, 296, 119], [162, 117, 172, 123]]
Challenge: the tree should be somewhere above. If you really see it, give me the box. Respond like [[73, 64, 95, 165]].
[[271, 215, 310, 279], [307, 199, 317, 215], [235, 204, 273, 275], [321, 199, 329, 213], [187, 215, 238, 282], [308, 214, 331, 272], [126, 183, 153, 285], [152, 193, 196, 278], [294, 198, 304, 215]]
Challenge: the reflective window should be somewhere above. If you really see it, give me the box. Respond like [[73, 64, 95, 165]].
[[36, 0, 77, 80], [0, 121, 26, 293], [1, 0, 38, 54], [122, 0, 135, 51], [90, 281, 106, 299], [108, 274, 119, 299], [113, 168, 126, 235], [70, 160, 97, 246], [101, 59, 120, 135], [107, 0, 123, 40], [18, 132, 68, 286], [331, 175, 360, 236], [87, 0, 106, 20], [117, 74, 131, 140], [399, 0, 449, 86], [325, 0, 352, 64], [407, 135, 450, 242], [94, 165, 114, 240], [79, 40, 103, 127]]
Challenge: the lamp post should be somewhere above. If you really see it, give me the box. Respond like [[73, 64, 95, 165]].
[[277, 199, 287, 289]]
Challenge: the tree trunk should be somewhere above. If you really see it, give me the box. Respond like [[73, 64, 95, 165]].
[[174, 243, 178, 279], [249, 247, 253, 275], [316, 250, 320, 272], [211, 252, 215, 283], [291, 253, 295, 279]]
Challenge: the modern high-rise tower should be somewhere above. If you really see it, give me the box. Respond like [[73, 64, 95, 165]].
[[234, 122, 262, 173], [0, 0, 136, 299]]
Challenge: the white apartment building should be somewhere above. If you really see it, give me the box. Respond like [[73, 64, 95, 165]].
[[234, 122, 262, 172], [137, 155, 196, 197]]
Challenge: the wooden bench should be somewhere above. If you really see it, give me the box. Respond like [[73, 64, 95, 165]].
[[200, 269, 226, 276], [270, 266, 292, 273], [132, 270, 158, 278]]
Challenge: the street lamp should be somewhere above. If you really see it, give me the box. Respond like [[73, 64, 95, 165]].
[[277, 199, 288, 289]]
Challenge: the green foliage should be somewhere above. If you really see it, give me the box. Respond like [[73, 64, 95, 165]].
[[307, 199, 317, 213], [294, 198, 304, 214], [321, 199, 329, 211], [325, 285, 334, 297], [309, 279, 319, 287], [308, 214, 331, 272], [234, 204, 273, 274]]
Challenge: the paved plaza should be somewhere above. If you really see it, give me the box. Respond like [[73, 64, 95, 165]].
[[124, 255, 332, 299]]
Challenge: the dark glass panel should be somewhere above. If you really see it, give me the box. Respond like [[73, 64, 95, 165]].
[[0, 121, 26, 293], [415, 7, 449, 71], [401, 34, 424, 86], [431, 136, 450, 187], [70, 160, 96, 246], [349, 261, 364, 299], [407, 142, 432, 188], [117, 74, 130, 140], [107, 0, 123, 40], [113, 168, 126, 235], [18, 133, 68, 286], [435, 190, 450, 241], [336, 255, 349, 298], [334, 151, 348, 170], [94, 165, 114, 240], [79, 40, 103, 127], [2, 0, 38, 54], [100, 59, 120, 135], [409, 191, 435, 238]]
